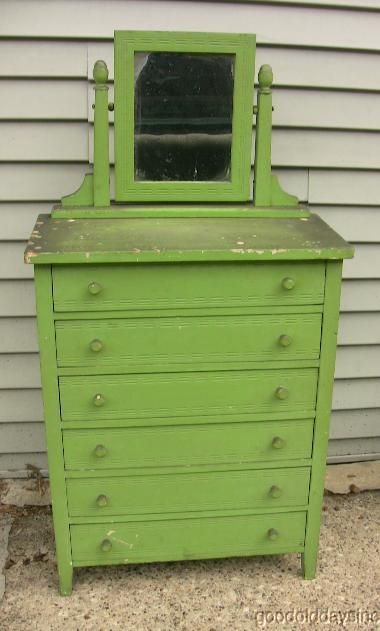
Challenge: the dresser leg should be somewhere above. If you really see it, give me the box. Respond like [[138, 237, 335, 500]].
[[58, 565, 73, 596], [301, 548, 317, 580]]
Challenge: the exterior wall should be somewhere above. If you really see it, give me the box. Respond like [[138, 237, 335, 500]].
[[0, 0, 379, 476]]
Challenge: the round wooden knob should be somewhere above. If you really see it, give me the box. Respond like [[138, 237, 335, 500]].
[[100, 538, 112, 552], [272, 436, 286, 450], [93, 393, 105, 407], [90, 339, 103, 352], [96, 494, 109, 507], [282, 277, 295, 290], [275, 386, 289, 400], [267, 528, 279, 541], [269, 485, 282, 499], [88, 281, 102, 295], [279, 334, 292, 347], [94, 444, 107, 458]]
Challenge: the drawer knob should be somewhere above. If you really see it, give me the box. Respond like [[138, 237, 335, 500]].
[[267, 528, 279, 541], [94, 444, 107, 458], [90, 338, 103, 353], [272, 436, 286, 450], [88, 281, 102, 295], [93, 393, 105, 407], [269, 485, 282, 499], [275, 386, 289, 400], [282, 277, 295, 290], [279, 334, 292, 347], [96, 494, 109, 508], [100, 538, 112, 552]]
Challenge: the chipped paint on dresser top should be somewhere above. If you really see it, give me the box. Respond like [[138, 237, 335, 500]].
[[25, 213, 354, 265]]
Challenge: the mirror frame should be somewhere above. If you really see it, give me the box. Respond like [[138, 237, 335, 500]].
[[114, 30, 256, 202]]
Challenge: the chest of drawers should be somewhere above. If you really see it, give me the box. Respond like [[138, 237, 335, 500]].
[[25, 214, 353, 595]]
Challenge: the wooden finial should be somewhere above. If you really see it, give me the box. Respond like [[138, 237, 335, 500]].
[[258, 64, 273, 93], [93, 60, 109, 84]]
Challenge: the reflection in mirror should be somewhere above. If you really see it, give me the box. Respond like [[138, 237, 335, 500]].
[[134, 52, 234, 182]]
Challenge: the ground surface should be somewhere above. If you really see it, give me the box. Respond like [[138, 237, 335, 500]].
[[0, 491, 379, 631]]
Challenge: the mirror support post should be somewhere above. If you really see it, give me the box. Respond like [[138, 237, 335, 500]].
[[253, 64, 273, 206], [93, 60, 110, 207], [253, 64, 298, 208]]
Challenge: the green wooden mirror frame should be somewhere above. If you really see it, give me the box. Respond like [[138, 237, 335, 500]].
[[58, 29, 299, 215], [114, 31, 256, 202]]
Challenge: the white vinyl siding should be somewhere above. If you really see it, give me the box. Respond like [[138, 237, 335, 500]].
[[0, 0, 379, 475]]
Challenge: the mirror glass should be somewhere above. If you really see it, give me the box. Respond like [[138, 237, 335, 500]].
[[134, 52, 234, 182]]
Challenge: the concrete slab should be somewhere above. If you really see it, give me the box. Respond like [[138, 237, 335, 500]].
[[0, 492, 379, 630], [325, 460, 380, 494], [0, 479, 51, 508]]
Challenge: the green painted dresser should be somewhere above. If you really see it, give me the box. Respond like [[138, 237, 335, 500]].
[[25, 31, 353, 595]]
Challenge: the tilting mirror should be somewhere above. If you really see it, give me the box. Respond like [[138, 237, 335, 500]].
[[114, 31, 255, 201], [134, 52, 234, 182]]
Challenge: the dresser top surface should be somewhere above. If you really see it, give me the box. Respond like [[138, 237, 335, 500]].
[[25, 213, 353, 265]]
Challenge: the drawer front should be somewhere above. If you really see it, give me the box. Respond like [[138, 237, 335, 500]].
[[56, 313, 322, 370], [59, 368, 318, 422], [63, 419, 314, 470], [52, 262, 325, 312], [71, 512, 307, 564], [67, 467, 310, 517]]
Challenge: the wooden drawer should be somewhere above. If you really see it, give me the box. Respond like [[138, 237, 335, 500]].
[[59, 368, 318, 422], [56, 313, 322, 371], [70, 512, 307, 565], [52, 262, 325, 312], [63, 419, 314, 470], [67, 467, 310, 517]]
